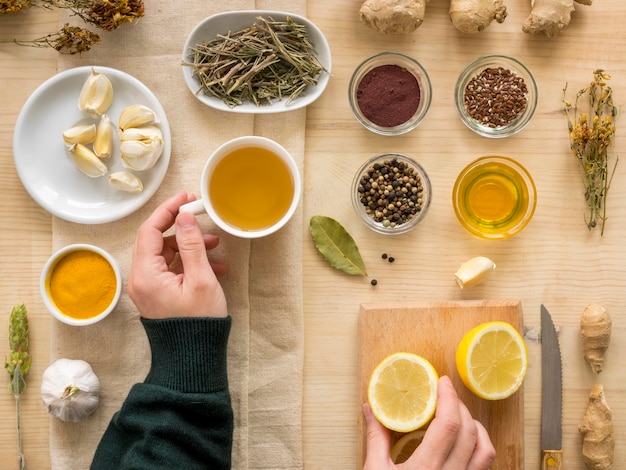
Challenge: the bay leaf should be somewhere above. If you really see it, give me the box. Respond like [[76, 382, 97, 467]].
[[309, 215, 367, 276]]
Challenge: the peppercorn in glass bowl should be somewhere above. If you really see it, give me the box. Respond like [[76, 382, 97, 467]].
[[349, 52, 432, 136], [352, 154, 431, 235], [454, 55, 537, 138], [40, 244, 122, 326]]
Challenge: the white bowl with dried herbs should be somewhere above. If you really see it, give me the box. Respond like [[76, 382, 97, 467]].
[[181, 10, 332, 113]]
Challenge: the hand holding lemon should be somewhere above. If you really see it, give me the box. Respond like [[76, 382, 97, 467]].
[[363, 376, 496, 470], [363, 321, 527, 469]]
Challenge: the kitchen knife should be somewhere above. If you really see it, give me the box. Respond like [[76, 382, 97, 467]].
[[541, 304, 563, 469]]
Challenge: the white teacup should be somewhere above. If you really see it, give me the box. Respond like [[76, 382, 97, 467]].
[[180, 136, 302, 238]]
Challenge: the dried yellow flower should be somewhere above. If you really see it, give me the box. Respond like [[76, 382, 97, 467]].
[[564, 70, 619, 235], [0, 0, 33, 14]]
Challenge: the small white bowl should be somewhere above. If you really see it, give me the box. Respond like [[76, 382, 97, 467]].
[[181, 10, 332, 113], [40, 244, 122, 326]]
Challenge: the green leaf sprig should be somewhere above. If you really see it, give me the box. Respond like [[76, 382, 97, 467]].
[[5, 303, 31, 470], [309, 216, 367, 276]]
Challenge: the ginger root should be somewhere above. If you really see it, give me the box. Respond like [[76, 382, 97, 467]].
[[581, 304, 612, 374], [449, 0, 507, 34], [579, 384, 614, 470], [360, 0, 428, 35], [522, 0, 592, 36]]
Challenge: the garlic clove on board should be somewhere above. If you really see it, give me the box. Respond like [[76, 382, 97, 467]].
[[41, 358, 101, 422], [454, 256, 496, 289]]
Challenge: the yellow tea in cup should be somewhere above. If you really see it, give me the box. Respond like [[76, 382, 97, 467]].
[[208, 146, 295, 231], [453, 156, 536, 239]]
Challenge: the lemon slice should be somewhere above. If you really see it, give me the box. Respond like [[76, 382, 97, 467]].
[[455, 321, 528, 400], [390, 429, 426, 463], [367, 352, 438, 433]]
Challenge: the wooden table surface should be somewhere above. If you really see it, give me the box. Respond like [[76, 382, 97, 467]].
[[2, 2, 626, 469]]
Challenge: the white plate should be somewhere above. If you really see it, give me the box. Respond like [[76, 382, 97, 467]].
[[181, 10, 332, 114], [13, 66, 171, 224]]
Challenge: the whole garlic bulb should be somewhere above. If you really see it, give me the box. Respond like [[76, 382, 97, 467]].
[[41, 358, 101, 422]]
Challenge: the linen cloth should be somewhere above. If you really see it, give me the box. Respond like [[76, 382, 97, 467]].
[[51, 1, 305, 468]]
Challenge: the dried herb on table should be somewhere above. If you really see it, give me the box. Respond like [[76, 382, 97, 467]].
[[40, 0, 145, 31], [4, 304, 32, 470], [183, 16, 327, 108], [564, 70, 618, 235], [1, 23, 101, 54], [310, 216, 367, 276], [0, 0, 33, 13]]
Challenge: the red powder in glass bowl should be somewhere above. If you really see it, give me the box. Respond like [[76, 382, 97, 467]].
[[356, 64, 421, 128]]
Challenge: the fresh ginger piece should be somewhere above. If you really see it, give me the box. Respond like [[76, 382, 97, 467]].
[[449, 0, 507, 33], [359, 0, 428, 35], [580, 304, 612, 374], [522, 0, 591, 36], [579, 385, 614, 470]]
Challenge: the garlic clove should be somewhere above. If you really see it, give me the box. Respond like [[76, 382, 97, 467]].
[[93, 113, 113, 159], [120, 136, 164, 171], [117, 104, 158, 132], [119, 125, 163, 144], [68, 143, 108, 177], [41, 358, 100, 422], [78, 68, 114, 117], [454, 256, 496, 289], [109, 171, 144, 193], [62, 123, 97, 146]]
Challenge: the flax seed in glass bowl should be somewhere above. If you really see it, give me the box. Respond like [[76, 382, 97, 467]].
[[454, 55, 537, 138], [352, 154, 431, 235]]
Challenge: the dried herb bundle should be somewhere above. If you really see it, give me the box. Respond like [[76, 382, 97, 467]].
[[41, 0, 144, 31], [4, 304, 31, 470], [564, 70, 618, 235], [183, 16, 327, 108], [2, 23, 101, 54], [0, 0, 33, 13]]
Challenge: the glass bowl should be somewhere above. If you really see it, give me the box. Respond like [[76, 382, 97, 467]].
[[454, 55, 537, 138], [40, 244, 122, 326], [352, 154, 431, 235], [349, 52, 432, 136], [452, 156, 537, 239]]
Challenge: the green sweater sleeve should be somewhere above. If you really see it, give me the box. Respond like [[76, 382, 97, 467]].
[[91, 316, 233, 470]]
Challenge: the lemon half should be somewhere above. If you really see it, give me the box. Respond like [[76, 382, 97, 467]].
[[455, 321, 528, 400], [367, 352, 438, 433]]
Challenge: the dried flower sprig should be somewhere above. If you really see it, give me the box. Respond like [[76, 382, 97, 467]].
[[1, 23, 101, 54], [4, 304, 32, 470], [564, 70, 619, 235], [0, 0, 33, 14], [41, 0, 144, 31]]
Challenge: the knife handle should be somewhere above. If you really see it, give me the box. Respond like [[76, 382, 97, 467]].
[[541, 450, 562, 469]]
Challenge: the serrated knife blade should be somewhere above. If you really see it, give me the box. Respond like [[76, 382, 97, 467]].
[[541, 304, 563, 469]]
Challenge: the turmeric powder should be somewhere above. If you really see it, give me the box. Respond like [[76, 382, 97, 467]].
[[49, 250, 117, 320]]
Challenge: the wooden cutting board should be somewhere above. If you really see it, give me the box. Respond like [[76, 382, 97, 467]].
[[358, 300, 524, 469]]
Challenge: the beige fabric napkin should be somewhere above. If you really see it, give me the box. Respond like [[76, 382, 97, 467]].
[[51, 2, 305, 468]]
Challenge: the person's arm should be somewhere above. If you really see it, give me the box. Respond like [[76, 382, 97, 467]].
[[91, 192, 233, 470], [91, 317, 233, 470]]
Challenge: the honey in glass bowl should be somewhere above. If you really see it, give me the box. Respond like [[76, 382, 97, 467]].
[[452, 156, 536, 239]]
